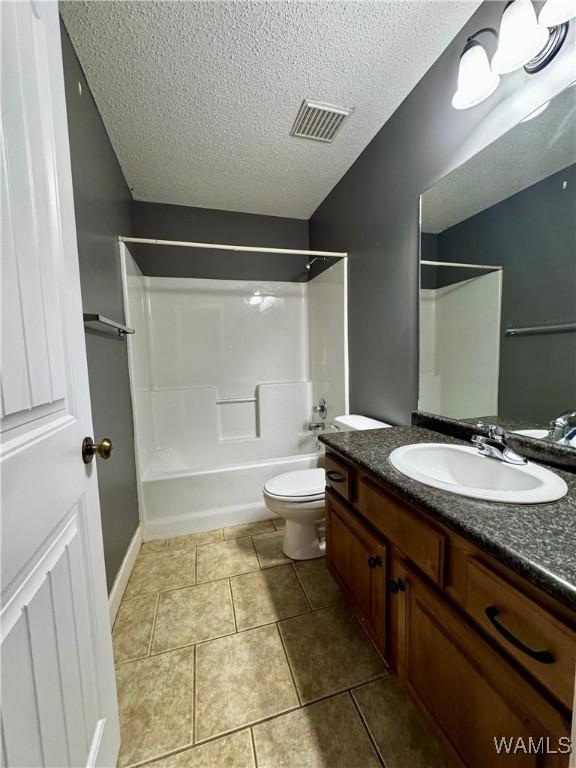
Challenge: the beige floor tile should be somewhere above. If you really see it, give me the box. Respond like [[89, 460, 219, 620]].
[[293, 558, 342, 609], [116, 647, 194, 767], [353, 677, 455, 768], [166, 529, 223, 552], [196, 537, 260, 582], [113, 594, 157, 664], [224, 519, 275, 539], [253, 692, 381, 768], [252, 530, 291, 568], [278, 604, 387, 703], [195, 623, 298, 741], [152, 579, 235, 652], [124, 550, 196, 599], [139, 539, 168, 557], [230, 565, 309, 630], [149, 730, 255, 768], [272, 517, 285, 530]]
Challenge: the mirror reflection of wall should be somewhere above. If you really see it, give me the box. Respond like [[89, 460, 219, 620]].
[[420, 85, 576, 434]]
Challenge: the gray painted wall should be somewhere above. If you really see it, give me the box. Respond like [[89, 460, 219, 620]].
[[437, 164, 576, 423], [61, 22, 139, 591], [309, 1, 575, 425], [131, 201, 331, 282]]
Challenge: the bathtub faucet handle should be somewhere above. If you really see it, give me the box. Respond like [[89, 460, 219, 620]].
[[312, 398, 328, 420]]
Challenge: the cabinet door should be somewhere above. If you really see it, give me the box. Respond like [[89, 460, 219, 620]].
[[326, 489, 387, 653], [397, 563, 570, 768]]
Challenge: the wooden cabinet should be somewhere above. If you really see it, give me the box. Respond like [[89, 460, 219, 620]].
[[325, 489, 387, 653], [397, 562, 570, 768], [358, 476, 446, 586], [324, 451, 574, 768]]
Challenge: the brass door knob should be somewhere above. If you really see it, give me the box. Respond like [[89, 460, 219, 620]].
[[82, 436, 113, 464]]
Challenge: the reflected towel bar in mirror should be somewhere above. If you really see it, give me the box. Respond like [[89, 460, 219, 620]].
[[505, 323, 576, 337], [83, 313, 135, 336]]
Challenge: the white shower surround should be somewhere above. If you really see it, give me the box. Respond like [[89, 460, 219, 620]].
[[120, 245, 347, 539], [419, 271, 502, 419]]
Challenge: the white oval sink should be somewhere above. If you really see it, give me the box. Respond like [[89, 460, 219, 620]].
[[512, 429, 548, 439], [389, 444, 567, 504]]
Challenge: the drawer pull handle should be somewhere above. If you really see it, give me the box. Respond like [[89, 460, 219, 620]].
[[484, 606, 555, 664], [327, 470, 345, 483], [368, 555, 383, 569]]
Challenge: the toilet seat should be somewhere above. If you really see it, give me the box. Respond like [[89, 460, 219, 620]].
[[264, 468, 326, 503]]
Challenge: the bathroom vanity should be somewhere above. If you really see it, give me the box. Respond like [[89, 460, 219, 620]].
[[320, 426, 576, 768]]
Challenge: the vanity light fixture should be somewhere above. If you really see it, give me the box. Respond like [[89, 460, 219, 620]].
[[539, 0, 576, 28], [492, 0, 549, 73], [452, 36, 500, 110], [453, 0, 571, 109], [492, 0, 569, 74]]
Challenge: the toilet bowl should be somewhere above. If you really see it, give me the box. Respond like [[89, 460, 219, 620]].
[[263, 414, 391, 559], [264, 468, 326, 560]]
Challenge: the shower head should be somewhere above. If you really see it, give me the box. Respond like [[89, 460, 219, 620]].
[[304, 257, 326, 271]]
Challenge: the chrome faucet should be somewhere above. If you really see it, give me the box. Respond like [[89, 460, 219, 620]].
[[307, 420, 325, 451], [547, 411, 576, 442], [471, 424, 527, 465]]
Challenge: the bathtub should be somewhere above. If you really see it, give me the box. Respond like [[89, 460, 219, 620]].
[[142, 452, 323, 540]]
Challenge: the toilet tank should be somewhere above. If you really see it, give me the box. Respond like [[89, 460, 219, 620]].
[[333, 414, 392, 431]]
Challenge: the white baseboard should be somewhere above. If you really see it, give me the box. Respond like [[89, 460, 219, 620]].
[[143, 502, 272, 541], [108, 525, 143, 625]]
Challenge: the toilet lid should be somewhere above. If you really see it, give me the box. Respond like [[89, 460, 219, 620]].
[[264, 468, 326, 499]]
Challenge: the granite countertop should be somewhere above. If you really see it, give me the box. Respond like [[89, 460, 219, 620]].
[[319, 426, 576, 612]]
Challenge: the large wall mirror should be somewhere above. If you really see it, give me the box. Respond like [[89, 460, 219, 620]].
[[419, 84, 576, 447]]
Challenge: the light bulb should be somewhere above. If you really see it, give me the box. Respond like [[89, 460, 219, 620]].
[[452, 42, 501, 110], [492, 0, 549, 74], [539, 0, 576, 26]]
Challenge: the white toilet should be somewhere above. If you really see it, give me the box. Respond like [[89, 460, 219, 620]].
[[263, 414, 391, 559]]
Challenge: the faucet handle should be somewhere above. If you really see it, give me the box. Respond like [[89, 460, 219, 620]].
[[487, 424, 505, 441], [312, 399, 328, 420]]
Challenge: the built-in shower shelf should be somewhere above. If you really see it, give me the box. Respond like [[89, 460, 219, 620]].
[[83, 313, 135, 336]]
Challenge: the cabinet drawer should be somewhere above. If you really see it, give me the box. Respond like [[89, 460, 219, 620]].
[[466, 558, 576, 711], [358, 477, 445, 586], [325, 453, 354, 502]]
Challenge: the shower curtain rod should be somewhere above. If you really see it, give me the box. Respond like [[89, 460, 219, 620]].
[[421, 259, 502, 271], [119, 236, 347, 258]]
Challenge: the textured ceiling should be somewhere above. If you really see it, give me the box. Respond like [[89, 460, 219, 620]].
[[60, 0, 479, 219], [422, 85, 576, 233]]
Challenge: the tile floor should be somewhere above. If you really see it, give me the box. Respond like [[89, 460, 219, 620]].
[[113, 518, 453, 767]]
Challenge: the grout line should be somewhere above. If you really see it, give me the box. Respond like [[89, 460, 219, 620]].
[[228, 578, 238, 633], [193, 702, 302, 748], [249, 727, 259, 768], [290, 563, 314, 611], [274, 621, 302, 706], [349, 689, 387, 768], [172, 688, 386, 762], [196, 565, 261, 586], [147, 592, 160, 657], [192, 643, 197, 746], [148, 629, 238, 660]]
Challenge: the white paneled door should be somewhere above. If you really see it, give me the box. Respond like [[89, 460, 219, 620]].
[[1, 2, 120, 766]]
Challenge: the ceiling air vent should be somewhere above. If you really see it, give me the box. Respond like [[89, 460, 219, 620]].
[[290, 99, 352, 143]]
